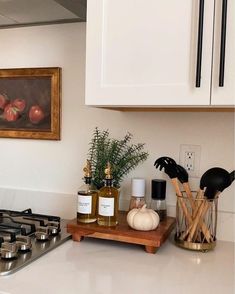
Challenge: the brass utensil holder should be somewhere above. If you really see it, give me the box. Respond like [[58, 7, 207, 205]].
[[175, 192, 218, 252]]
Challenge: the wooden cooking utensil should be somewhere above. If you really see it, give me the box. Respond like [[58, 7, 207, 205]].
[[187, 167, 232, 242], [176, 164, 211, 242], [194, 170, 234, 241], [176, 165, 195, 209], [180, 189, 212, 243], [154, 157, 191, 223]]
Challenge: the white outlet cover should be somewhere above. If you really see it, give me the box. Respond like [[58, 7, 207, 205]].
[[179, 144, 201, 178]]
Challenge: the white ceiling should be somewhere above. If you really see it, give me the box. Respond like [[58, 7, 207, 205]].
[[0, 0, 86, 28]]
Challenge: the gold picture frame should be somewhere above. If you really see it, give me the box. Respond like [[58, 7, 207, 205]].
[[0, 67, 61, 140]]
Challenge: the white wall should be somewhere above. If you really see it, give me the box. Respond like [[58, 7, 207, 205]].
[[0, 23, 234, 241]]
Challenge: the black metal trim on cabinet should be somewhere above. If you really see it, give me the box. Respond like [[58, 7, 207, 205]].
[[219, 0, 228, 87], [195, 0, 205, 88]]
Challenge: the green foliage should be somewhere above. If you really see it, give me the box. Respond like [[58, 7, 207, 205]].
[[88, 127, 149, 189]]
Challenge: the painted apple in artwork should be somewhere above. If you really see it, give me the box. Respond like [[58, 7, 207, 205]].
[[3, 104, 20, 122], [0, 93, 9, 110], [12, 98, 26, 113], [29, 105, 45, 124]]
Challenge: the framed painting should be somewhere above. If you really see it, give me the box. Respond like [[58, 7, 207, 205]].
[[0, 67, 61, 140]]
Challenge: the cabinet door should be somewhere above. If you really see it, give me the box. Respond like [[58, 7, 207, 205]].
[[211, 0, 235, 106], [86, 0, 215, 106]]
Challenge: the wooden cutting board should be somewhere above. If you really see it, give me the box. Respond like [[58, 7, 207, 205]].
[[67, 212, 175, 254]]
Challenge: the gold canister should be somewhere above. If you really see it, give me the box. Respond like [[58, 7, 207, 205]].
[[175, 191, 218, 252]]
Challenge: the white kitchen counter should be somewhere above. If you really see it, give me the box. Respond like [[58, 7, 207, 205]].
[[0, 237, 234, 294]]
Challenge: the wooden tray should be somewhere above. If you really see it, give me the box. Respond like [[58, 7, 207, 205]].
[[67, 212, 175, 254]]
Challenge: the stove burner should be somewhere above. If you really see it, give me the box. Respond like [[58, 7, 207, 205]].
[[0, 216, 35, 235], [16, 235, 32, 252], [0, 242, 18, 260], [47, 221, 60, 235], [0, 209, 60, 222], [0, 227, 17, 242], [0, 209, 70, 275], [0, 209, 62, 247], [35, 227, 49, 241]]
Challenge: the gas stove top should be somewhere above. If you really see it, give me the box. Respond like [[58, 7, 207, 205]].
[[0, 209, 71, 276]]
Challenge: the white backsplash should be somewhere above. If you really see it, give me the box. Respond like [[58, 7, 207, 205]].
[[0, 187, 76, 219], [0, 186, 234, 242]]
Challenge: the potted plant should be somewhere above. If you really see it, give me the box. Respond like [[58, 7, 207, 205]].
[[87, 127, 149, 189]]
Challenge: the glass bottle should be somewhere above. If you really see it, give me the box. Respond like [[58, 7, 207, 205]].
[[97, 162, 119, 226], [129, 178, 146, 210], [77, 160, 98, 223], [151, 179, 167, 221]]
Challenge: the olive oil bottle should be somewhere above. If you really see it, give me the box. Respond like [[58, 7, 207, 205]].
[[97, 162, 119, 226], [77, 160, 98, 223]]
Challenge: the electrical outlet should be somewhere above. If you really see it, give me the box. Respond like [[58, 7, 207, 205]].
[[185, 151, 195, 171], [179, 145, 201, 177]]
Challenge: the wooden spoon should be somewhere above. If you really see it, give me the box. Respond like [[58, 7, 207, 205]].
[[187, 167, 231, 242]]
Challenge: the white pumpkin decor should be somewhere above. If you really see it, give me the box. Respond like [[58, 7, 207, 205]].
[[127, 205, 160, 231]]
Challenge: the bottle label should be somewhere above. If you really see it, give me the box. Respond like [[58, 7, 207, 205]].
[[77, 195, 92, 214], [99, 197, 114, 216]]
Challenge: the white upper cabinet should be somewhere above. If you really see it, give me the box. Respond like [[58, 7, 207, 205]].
[[85, 0, 232, 107], [211, 0, 235, 106]]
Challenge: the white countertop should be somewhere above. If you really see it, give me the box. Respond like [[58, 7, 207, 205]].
[[0, 237, 234, 294]]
